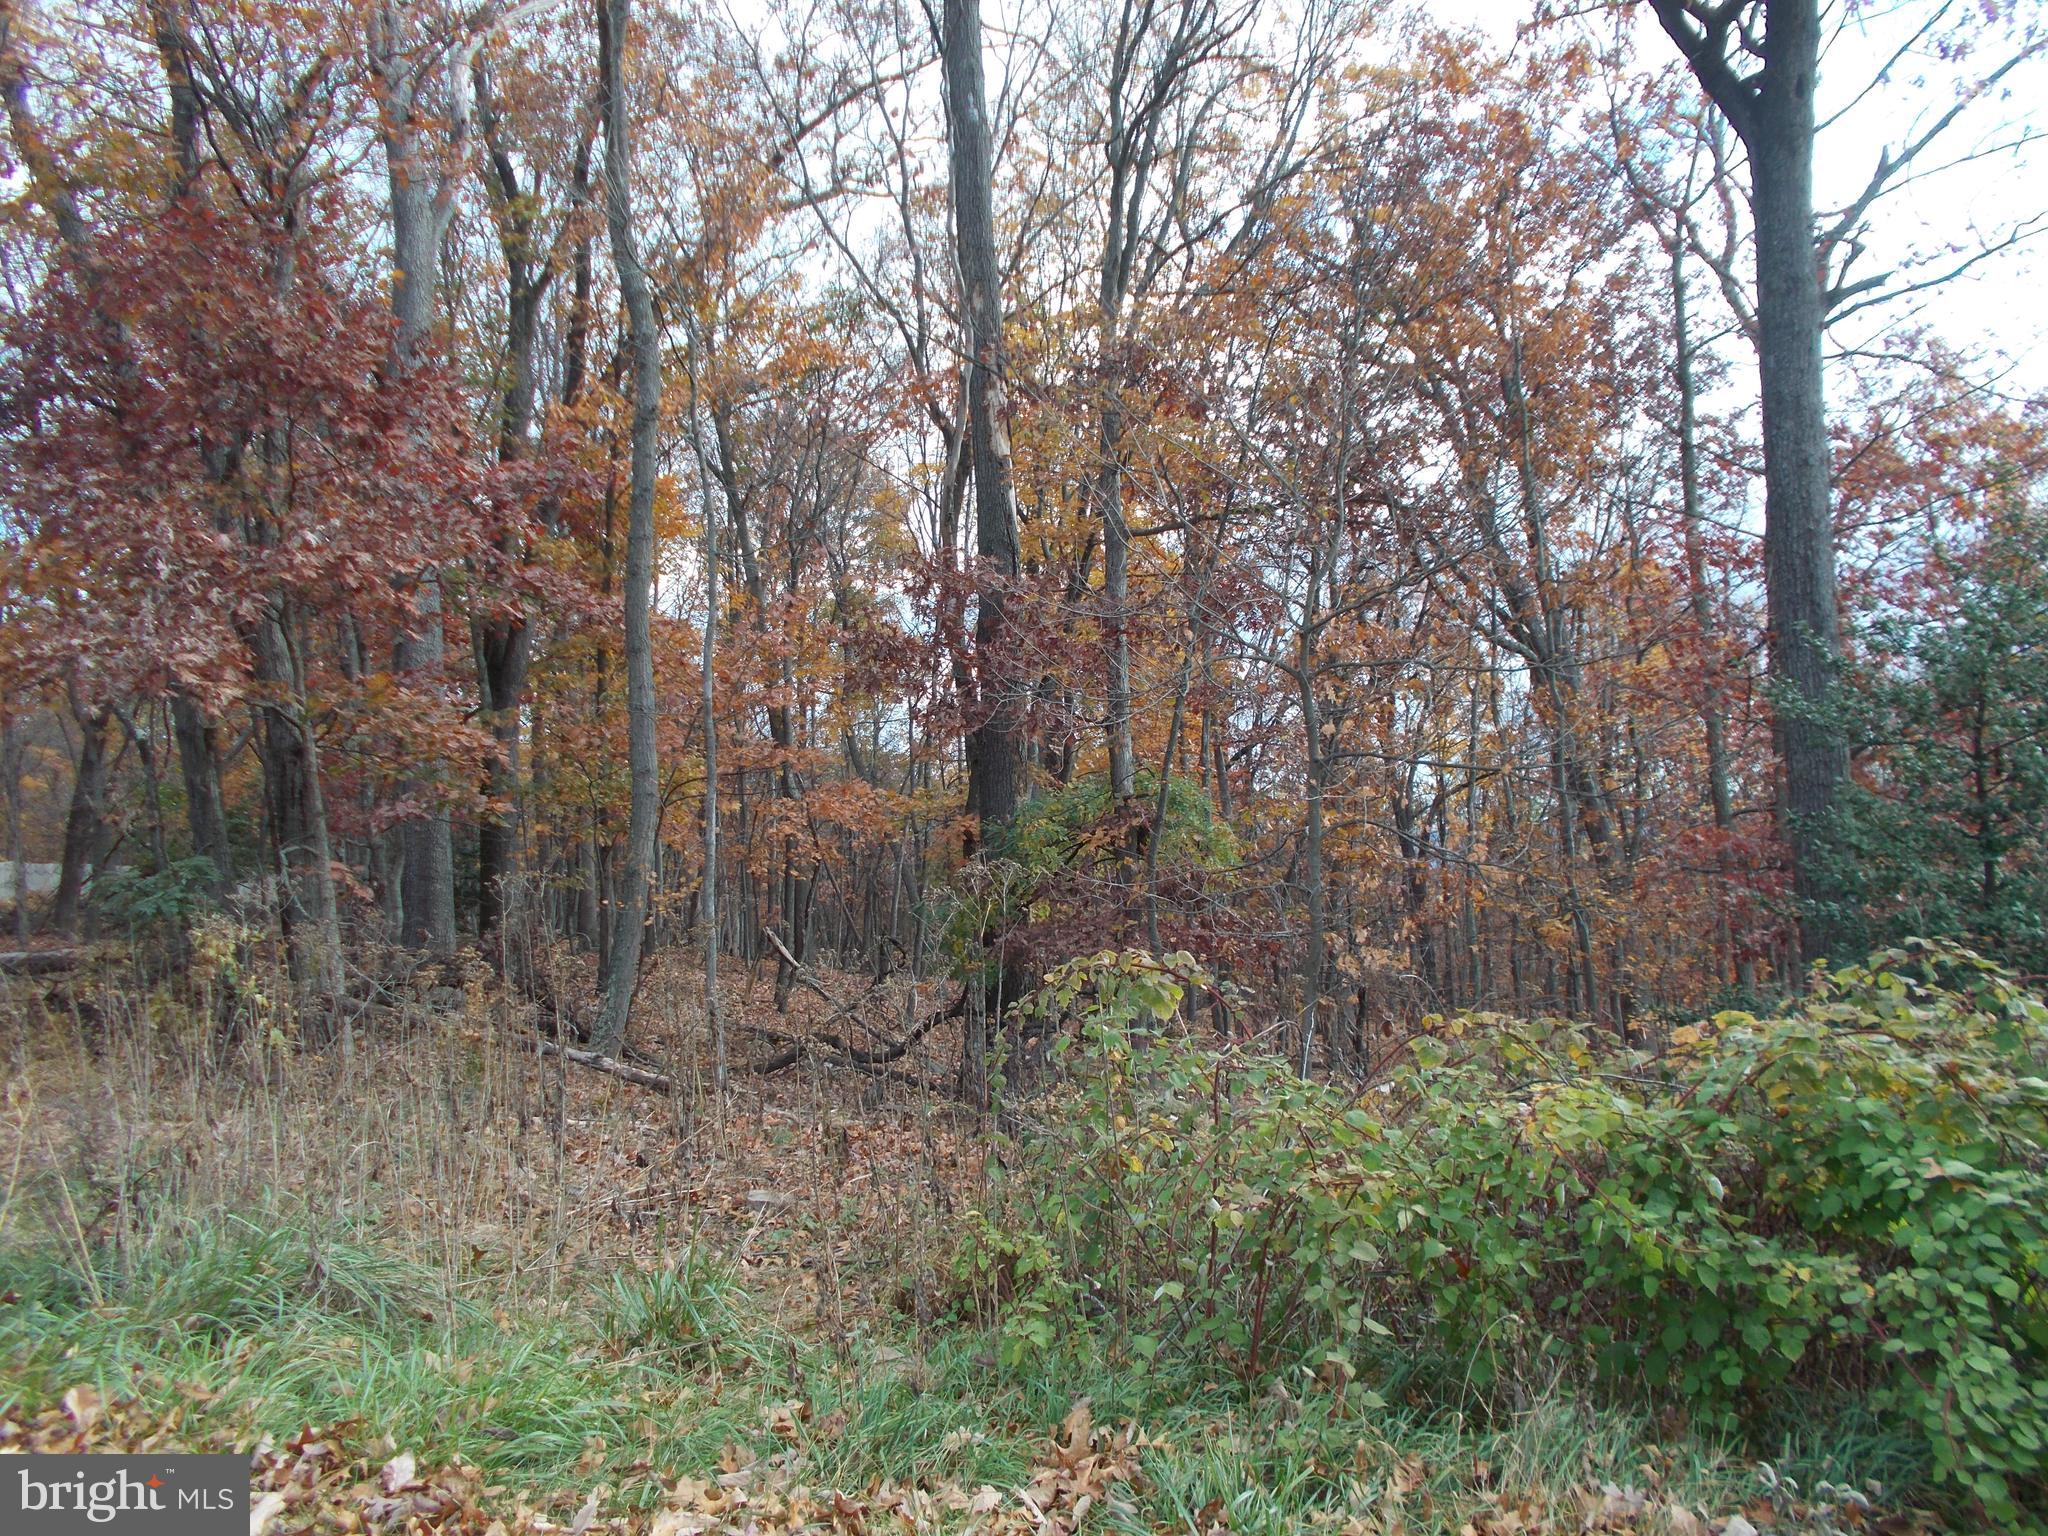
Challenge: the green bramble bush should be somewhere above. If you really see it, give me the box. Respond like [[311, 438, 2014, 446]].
[[971, 941, 2048, 1525]]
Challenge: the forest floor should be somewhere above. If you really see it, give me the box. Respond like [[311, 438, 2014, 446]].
[[0, 946, 1928, 1535]]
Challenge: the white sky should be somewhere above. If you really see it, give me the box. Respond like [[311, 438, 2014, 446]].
[[1455, 0, 2048, 400]]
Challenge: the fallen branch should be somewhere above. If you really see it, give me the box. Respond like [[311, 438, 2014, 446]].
[[741, 1022, 950, 1094], [761, 927, 964, 1065], [0, 949, 79, 975], [519, 944, 967, 1094], [532, 1038, 678, 1091]]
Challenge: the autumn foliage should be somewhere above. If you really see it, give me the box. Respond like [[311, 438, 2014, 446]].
[[0, 0, 2043, 1046]]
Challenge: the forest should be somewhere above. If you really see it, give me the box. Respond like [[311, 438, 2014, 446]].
[[2, 0, 2047, 1531]]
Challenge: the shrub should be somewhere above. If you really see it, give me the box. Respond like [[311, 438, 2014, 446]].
[[92, 856, 219, 940], [984, 942, 2048, 1525], [937, 774, 1240, 990], [946, 1210, 1082, 1369]]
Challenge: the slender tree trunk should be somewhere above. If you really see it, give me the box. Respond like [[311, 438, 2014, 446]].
[[380, 27, 459, 957], [171, 692, 231, 894], [1671, 244, 1733, 838], [945, 0, 1028, 1100], [1671, 237, 1754, 991], [1748, 56, 1845, 967], [1300, 699, 1326, 1072], [113, 704, 168, 876], [472, 74, 565, 940], [682, 335, 727, 1092], [590, 0, 662, 1055], [1099, 388, 1136, 801], [249, 603, 343, 998], [3, 718, 25, 944], [698, 401, 723, 1096], [945, 0, 1022, 842]]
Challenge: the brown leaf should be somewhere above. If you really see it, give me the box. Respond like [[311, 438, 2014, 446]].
[[61, 1384, 102, 1434], [379, 1452, 418, 1495]]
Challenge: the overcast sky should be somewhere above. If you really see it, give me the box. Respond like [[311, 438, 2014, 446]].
[[1455, 0, 2048, 401]]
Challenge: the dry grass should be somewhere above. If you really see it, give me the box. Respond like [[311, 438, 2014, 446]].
[[0, 929, 977, 1335], [0, 939, 1946, 1533]]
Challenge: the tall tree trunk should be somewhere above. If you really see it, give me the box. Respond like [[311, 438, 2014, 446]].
[[475, 629, 529, 937], [712, 404, 803, 1010], [52, 703, 112, 937], [1748, 39, 1844, 967], [1299, 686, 1326, 1072], [590, 0, 662, 1056], [472, 66, 566, 940], [1672, 241, 1734, 842], [1671, 236, 1755, 992], [249, 602, 344, 997], [171, 692, 232, 894], [2, 720, 23, 950], [1099, 386, 1135, 801], [945, 0, 1027, 1098], [3, 718, 25, 944], [694, 371, 723, 1096], [378, 12, 460, 957], [945, 0, 1022, 843], [474, 259, 540, 936], [1651, 0, 1846, 968]]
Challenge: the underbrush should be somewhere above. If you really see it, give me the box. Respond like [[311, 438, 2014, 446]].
[[0, 944, 2030, 1531], [1, 1216, 1840, 1534], [967, 942, 2048, 1530]]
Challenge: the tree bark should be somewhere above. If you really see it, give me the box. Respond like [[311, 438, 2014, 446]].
[[171, 693, 232, 894], [249, 601, 344, 997], [945, 0, 1030, 1101], [945, 0, 1023, 844], [1670, 234, 1757, 991], [472, 62, 560, 939], [1100, 388, 1135, 801], [377, 6, 460, 956], [698, 402, 723, 1094], [590, 0, 662, 1056], [1748, 35, 1845, 966], [1650, 0, 1847, 967], [51, 703, 111, 937], [2, 717, 25, 944]]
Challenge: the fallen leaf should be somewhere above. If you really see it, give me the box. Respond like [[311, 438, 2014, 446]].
[[61, 1385, 101, 1434], [248, 1491, 287, 1536]]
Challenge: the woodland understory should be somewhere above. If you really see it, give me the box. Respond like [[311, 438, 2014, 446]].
[[4, 0, 2048, 1529]]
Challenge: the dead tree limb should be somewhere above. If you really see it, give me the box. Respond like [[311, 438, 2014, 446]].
[[760, 926, 964, 1065], [0, 950, 79, 975], [532, 1038, 679, 1091], [521, 946, 966, 1094]]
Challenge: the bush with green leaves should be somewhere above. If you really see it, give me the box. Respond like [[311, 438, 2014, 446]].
[[993, 771, 1238, 877], [975, 949, 1396, 1378], [946, 1209, 1082, 1370], [937, 773, 1238, 988], [981, 942, 2048, 1526], [91, 856, 219, 939]]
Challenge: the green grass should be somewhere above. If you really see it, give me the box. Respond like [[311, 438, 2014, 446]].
[[0, 1220, 1930, 1532]]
